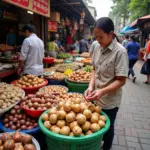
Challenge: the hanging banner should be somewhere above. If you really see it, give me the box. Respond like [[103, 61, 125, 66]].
[[48, 21, 57, 32], [3, 0, 50, 17]]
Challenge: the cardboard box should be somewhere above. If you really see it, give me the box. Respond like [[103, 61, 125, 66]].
[[50, 12, 60, 22]]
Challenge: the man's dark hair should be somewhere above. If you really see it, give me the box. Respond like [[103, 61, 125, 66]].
[[125, 35, 129, 39], [130, 35, 136, 42], [23, 24, 36, 33]]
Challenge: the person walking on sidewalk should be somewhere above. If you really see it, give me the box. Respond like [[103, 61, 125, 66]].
[[84, 17, 128, 150], [122, 35, 129, 48], [141, 37, 150, 84], [126, 35, 140, 82]]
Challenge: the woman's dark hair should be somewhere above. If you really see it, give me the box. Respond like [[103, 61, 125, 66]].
[[23, 24, 36, 33], [130, 35, 136, 42], [95, 17, 120, 42], [50, 36, 56, 42]]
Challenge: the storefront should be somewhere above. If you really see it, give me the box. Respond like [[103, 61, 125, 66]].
[[0, 0, 50, 80], [130, 15, 150, 47], [48, 0, 95, 47]]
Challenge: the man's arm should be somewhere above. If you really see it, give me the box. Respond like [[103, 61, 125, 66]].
[[18, 39, 29, 75]]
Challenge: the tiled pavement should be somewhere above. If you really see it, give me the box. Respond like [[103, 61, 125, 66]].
[[112, 60, 150, 150]]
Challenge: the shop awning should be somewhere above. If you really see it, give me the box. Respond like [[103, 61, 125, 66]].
[[130, 15, 150, 27], [120, 25, 137, 34], [51, 0, 96, 25]]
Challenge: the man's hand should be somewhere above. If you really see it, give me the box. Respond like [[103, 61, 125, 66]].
[[17, 68, 22, 76], [86, 89, 104, 101]]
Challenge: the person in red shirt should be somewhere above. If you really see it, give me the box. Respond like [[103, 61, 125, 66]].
[[66, 33, 72, 52], [143, 38, 150, 84]]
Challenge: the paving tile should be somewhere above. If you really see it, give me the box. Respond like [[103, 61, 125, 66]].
[[128, 148, 135, 150], [112, 145, 127, 150], [113, 135, 118, 145], [141, 144, 150, 150], [115, 126, 124, 131], [125, 127, 132, 136], [126, 136, 138, 142], [140, 138, 150, 144], [115, 129, 125, 136], [137, 133, 150, 139], [127, 142, 141, 149], [118, 135, 126, 146], [131, 128, 138, 137]]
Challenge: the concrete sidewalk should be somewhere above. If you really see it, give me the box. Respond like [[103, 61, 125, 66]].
[[112, 60, 150, 150]]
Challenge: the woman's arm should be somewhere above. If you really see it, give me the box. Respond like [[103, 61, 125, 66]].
[[101, 76, 126, 95], [84, 68, 95, 98], [89, 69, 95, 89], [145, 41, 150, 61]]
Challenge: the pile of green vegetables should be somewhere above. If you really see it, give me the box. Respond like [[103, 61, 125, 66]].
[[83, 65, 93, 72], [57, 53, 71, 59]]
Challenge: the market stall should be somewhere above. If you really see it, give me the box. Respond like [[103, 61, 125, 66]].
[[0, 50, 111, 150]]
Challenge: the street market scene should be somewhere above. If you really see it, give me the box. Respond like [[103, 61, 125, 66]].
[[0, 0, 150, 150]]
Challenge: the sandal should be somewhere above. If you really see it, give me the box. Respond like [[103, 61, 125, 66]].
[[143, 81, 149, 84], [132, 76, 136, 83]]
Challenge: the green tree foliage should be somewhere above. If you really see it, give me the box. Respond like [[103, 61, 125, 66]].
[[110, 0, 150, 23], [109, 0, 130, 26], [128, 0, 150, 21]]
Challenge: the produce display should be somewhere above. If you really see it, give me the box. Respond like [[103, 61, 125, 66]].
[[54, 59, 64, 64], [67, 70, 91, 83], [2, 105, 38, 130], [38, 85, 68, 95], [82, 58, 91, 64], [0, 44, 14, 51], [0, 83, 24, 111], [57, 93, 85, 103], [0, 131, 36, 149], [72, 62, 84, 67], [44, 72, 66, 80], [56, 64, 79, 73], [13, 75, 46, 88], [21, 93, 58, 111], [74, 57, 85, 62], [83, 65, 93, 72], [80, 52, 90, 58], [41, 101, 106, 136], [44, 67, 57, 73], [57, 53, 71, 59], [64, 69, 73, 76]]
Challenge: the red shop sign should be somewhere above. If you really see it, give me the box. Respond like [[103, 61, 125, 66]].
[[48, 21, 57, 32], [32, 0, 50, 17], [3, 0, 50, 17]]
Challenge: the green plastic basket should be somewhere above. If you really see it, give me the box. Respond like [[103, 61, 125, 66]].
[[39, 110, 110, 150], [65, 79, 88, 93]]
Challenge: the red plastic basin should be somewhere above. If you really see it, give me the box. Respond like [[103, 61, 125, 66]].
[[11, 79, 48, 95], [21, 105, 45, 118], [43, 57, 54, 64]]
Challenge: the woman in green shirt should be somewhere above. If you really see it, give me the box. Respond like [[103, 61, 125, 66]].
[[47, 36, 59, 58]]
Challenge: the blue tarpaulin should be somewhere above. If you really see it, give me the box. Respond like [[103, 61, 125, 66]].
[[120, 25, 137, 34]]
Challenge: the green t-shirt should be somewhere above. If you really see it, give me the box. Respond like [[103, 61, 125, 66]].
[[48, 42, 59, 51]]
